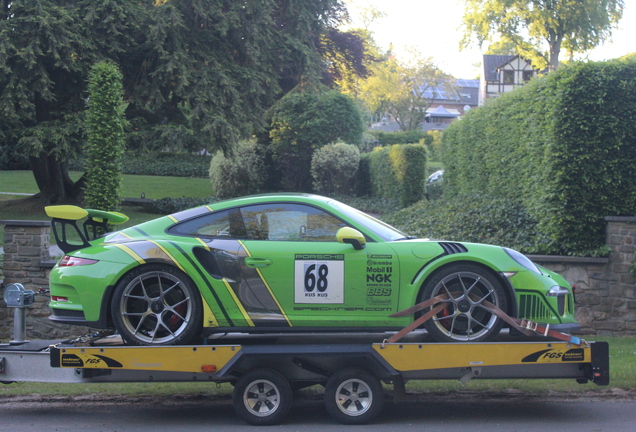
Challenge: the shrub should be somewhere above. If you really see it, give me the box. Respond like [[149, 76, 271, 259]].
[[383, 194, 554, 254], [442, 57, 636, 255], [353, 152, 373, 196], [369, 144, 427, 207], [141, 197, 218, 214], [421, 130, 443, 161], [70, 152, 211, 177], [311, 142, 360, 195], [83, 61, 126, 211], [209, 140, 265, 199], [261, 91, 364, 191], [371, 130, 426, 145]]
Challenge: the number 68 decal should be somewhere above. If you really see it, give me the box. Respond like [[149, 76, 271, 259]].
[[294, 260, 344, 304]]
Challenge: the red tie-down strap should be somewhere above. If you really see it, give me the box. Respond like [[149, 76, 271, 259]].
[[386, 294, 584, 346]]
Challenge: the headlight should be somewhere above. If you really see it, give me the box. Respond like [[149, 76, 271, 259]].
[[503, 247, 542, 275]]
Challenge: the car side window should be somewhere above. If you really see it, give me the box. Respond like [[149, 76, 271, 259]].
[[168, 208, 247, 238], [240, 203, 346, 241]]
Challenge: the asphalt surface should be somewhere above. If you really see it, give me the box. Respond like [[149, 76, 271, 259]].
[[1, 392, 636, 431]]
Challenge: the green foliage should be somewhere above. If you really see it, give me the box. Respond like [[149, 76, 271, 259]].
[[370, 130, 427, 145], [369, 144, 427, 207], [71, 152, 211, 178], [421, 130, 443, 161], [442, 58, 636, 255], [0, 0, 356, 202], [353, 152, 373, 197], [311, 142, 360, 195], [263, 91, 364, 191], [141, 197, 218, 215], [209, 140, 266, 199], [384, 194, 553, 253], [84, 61, 126, 211], [461, 0, 625, 70], [357, 54, 454, 131]]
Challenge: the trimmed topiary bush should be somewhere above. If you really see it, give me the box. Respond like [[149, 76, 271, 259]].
[[84, 61, 126, 211], [209, 140, 266, 199], [311, 142, 360, 195], [368, 144, 427, 207]]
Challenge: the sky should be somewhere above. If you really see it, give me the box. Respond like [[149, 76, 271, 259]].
[[345, 0, 636, 79]]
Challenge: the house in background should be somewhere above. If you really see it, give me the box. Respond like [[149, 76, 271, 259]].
[[479, 55, 538, 105], [371, 79, 480, 132], [422, 79, 479, 131]]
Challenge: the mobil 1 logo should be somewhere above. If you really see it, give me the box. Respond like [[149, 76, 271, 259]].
[[294, 254, 344, 304]]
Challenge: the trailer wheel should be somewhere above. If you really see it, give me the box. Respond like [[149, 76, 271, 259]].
[[324, 368, 383, 425], [233, 368, 292, 426]]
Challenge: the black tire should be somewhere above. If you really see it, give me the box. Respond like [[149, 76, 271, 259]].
[[324, 368, 383, 425], [419, 263, 508, 342], [233, 368, 293, 426], [111, 264, 202, 346]]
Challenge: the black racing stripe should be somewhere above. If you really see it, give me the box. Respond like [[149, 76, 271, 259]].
[[410, 254, 446, 285], [167, 241, 234, 326], [133, 227, 150, 237]]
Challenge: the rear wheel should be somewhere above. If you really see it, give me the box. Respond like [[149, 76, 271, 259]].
[[324, 368, 383, 425], [420, 263, 507, 342], [233, 368, 292, 426], [111, 264, 202, 346]]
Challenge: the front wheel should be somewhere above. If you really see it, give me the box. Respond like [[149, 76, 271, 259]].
[[419, 263, 508, 342], [233, 368, 293, 426], [111, 264, 202, 346], [324, 368, 383, 425]]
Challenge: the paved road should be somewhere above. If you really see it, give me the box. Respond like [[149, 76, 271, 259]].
[[1, 393, 635, 431]]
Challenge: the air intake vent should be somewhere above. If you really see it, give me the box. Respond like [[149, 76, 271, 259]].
[[439, 242, 468, 255]]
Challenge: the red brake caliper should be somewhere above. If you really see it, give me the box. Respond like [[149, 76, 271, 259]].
[[168, 304, 186, 330]]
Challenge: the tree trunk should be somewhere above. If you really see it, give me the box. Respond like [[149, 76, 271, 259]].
[[30, 154, 84, 204], [548, 37, 562, 71]]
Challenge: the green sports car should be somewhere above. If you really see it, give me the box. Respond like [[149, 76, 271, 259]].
[[46, 194, 579, 345]]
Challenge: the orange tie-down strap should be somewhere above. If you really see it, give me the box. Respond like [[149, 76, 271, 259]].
[[387, 294, 584, 346]]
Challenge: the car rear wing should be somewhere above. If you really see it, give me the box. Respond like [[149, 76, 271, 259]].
[[45, 205, 129, 254]]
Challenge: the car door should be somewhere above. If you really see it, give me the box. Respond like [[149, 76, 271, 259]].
[[239, 203, 400, 329]]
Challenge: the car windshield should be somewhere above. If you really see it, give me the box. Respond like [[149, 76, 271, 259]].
[[328, 200, 412, 242]]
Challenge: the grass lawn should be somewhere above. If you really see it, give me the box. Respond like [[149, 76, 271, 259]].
[[0, 171, 214, 248], [0, 170, 213, 200]]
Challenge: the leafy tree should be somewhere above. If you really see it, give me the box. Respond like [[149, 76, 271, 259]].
[[0, 0, 360, 203], [262, 90, 364, 191], [358, 53, 454, 131], [84, 61, 126, 211], [461, 0, 625, 70]]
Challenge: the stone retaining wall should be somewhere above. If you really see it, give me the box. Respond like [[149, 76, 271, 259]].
[[0, 221, 91, 341], [1, 217, 635, 339]]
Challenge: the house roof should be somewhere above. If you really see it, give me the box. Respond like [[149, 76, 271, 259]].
[[483, 55, 515, 82], [426, 105, 459, 118], [417, 79, 480, 106]]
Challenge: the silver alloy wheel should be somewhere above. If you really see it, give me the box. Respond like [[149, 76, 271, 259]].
[[119, 271, 193, 344], [334, 378, 374, 417], [242, 379, 281, 417], [430, 271, 499, 341]]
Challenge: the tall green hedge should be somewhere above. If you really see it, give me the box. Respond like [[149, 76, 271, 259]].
[[368, 144, 427, 207], [84, 61, 126, 211], [442, 58, 636, 255]]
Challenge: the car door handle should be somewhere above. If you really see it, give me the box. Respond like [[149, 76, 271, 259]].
[[244, 257, 273, 268]]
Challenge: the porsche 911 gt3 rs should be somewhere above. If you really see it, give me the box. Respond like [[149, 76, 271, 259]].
[[46, 194, 579, 345]]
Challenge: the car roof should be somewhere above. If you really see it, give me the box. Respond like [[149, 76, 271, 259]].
[[209, 193, 333, 209]]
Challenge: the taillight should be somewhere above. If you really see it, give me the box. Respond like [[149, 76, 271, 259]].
[[51, 296, 69, 302], [59, 256, 99, 267]]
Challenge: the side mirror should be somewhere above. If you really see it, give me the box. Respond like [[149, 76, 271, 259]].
[[336, 227, 366, 250]]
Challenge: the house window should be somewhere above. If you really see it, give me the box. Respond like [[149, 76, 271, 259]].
[[523, 71, 534, 82], [503, 70, 514, 84]]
